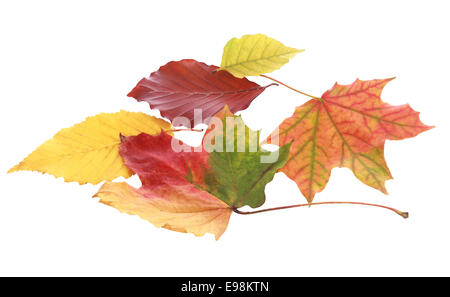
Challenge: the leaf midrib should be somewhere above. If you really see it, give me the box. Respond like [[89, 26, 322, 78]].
[[326, 100, 425, 128], [322, 103, 384, 190], [222, 49, 302, 69]]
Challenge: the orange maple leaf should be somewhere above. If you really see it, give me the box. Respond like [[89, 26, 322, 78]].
[[266, 78, 433, 202]]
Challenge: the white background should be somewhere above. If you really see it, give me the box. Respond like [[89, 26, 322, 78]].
[[0, 0, 448, 276]]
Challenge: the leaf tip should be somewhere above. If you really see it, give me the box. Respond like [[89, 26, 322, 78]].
[[7, 164, 19, 174], [424, 124, 436, 131]]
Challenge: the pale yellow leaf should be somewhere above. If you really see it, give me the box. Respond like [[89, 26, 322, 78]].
[[9, 110, 173, 184], [94, 182, 232, 240], [220, 34, 303, 78]]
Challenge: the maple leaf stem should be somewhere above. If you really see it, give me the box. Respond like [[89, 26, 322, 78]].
[[260, 74, 320, 100], [232, 201, 409, 219]]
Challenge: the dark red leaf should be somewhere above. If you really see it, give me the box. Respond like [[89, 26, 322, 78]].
[[127, 59, 275, 126]]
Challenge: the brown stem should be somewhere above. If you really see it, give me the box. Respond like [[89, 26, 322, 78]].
[[260, 74, 320, 100], [233, 201, 408, 219]]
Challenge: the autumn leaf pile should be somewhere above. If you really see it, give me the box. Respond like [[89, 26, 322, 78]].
[[9, 34, 432, 239]]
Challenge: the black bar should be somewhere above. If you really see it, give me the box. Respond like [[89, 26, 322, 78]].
[[0, 276, 446, 296]]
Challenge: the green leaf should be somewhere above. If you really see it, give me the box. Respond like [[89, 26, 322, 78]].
[[202, 106, 291, 208]]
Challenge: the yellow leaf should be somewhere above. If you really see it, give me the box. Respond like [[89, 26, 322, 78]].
[[94, 182, 232, 240], [8, 110, 172, 184], [220, 34, 303, 78]]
